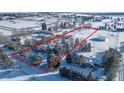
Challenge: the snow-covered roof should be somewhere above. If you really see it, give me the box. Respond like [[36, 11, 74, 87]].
[[76, 13, 92, 17], [117, 21, 124, 24]]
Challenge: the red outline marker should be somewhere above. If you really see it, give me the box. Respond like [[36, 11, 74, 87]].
[[11, 26, 99, 72]]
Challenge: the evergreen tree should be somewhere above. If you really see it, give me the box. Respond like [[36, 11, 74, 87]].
[[80, 41, 91, 52], [66, 54, 72, 63], [42, 22, 47, 30], [61, 38, 66, 44], [59, 66, 67, 77], [88, 43, 91, 52], [60, 22, 64, 28], [53, 44, 60, 54], [64, 22, 66, 28], [33, 55, 42, 66], [66, 68, 71, 79], [74, 38, 79, 47], [79, 55, 85, 67], [102, 48, 121, 80], [71, 51, 79, 64], [7, 41, 18, 51], [0, 53, 12, 68], [87, 72, 92, 81], [48, 28, 51, 31], [47, 53, 60, 69]]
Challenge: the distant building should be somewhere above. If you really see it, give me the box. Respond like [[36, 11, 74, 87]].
[[116, 21, 124, 30]]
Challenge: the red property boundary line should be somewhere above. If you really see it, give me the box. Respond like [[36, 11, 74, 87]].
[[11, 26, 99, 72]]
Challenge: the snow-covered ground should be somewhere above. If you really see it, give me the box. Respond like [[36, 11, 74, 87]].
[[0, 47, 67, 81], [0, 14, 124, 81], [0, 20, 39, 29], [0, 29, 12, 36]]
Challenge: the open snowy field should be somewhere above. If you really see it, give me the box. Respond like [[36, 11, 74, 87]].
[[90, 30, 118, 52], [0, 19, 39, 29], [0, 29, 12, 36]]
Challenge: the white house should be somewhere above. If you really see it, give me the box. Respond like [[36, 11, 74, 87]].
[[116, 21, 124, 29]]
